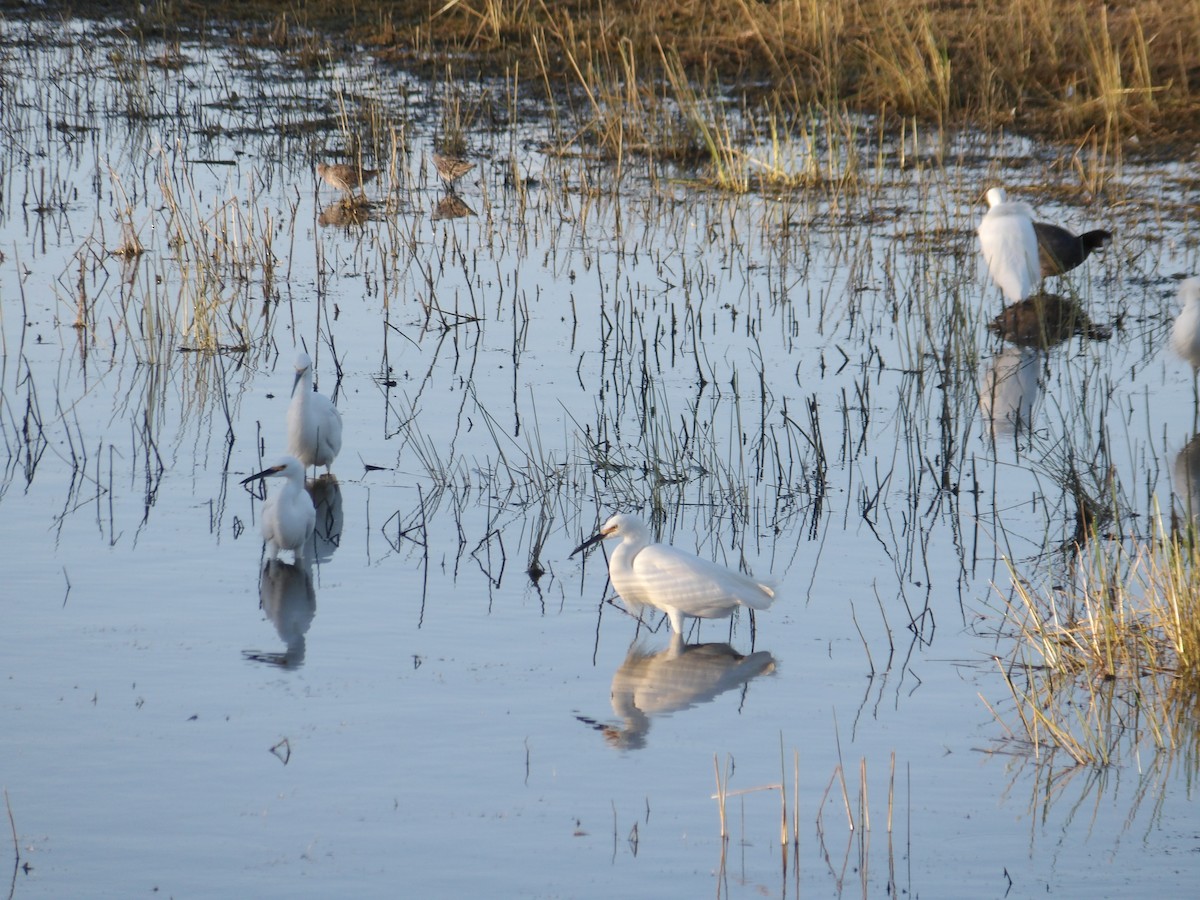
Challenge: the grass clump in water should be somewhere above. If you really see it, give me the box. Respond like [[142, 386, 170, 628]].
[[991, 512, 1200, 766]]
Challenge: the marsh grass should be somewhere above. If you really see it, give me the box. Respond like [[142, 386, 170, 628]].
[[712, 740, 902, 897], [992, 512, 1200, 765], [51, 0, 1200, 158]]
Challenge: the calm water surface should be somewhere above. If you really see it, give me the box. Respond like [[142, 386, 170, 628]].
[[1, 14, 1198, 898]]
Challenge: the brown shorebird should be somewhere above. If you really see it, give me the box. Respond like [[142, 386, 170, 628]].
[[316, 163, 380, 195], [1033, 221, 1113, 277], [431, 152, 475, 190]]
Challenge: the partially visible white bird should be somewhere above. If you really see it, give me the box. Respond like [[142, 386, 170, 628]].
[[288, 351, 343, 474], [241, 456, 316, 563], [978, 187, 1041, 304], [570, 514, 777, 635], [1170, 277, 1200, 372]]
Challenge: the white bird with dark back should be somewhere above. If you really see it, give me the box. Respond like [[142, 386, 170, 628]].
[[241, 456, 316, 563], [288, 351, 343, 475], [978, 187, 1041, 304], [570, 514, 777, 635]]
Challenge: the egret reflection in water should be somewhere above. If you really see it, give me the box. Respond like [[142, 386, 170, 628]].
[[980, 292, 1112, 438], [1173, 434, 1200, 526], [979, 345, 1041, 438], [243, 560, 317, 669], [578, 635, 776, 750], [307, 475, 344, 564]]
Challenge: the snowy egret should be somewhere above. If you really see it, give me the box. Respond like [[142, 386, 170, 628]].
[[978, 187, 1041, 304], [1170, 277, 1200, 372], [431, 152, 475, 191], [241, 456, 316, 563], [288, 351, 343, 474], [570, 514, 777, 635], [1171, 277, 1200, 422], [1033, 221, 1112, 277], [316, 162, 380, 195]]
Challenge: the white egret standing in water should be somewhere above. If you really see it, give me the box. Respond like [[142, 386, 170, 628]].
[[242, 457, 316, 563], [978, 187, 1041, 304], [571, 514, 777, 635], [1171, 276, 1200, 421], [288, 351, 343, 475]]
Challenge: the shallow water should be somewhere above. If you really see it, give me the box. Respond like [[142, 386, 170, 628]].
[[1, 14, 1198, 898]]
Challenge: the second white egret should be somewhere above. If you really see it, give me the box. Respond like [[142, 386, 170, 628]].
[[1170, 277, 1200, 372], [978, 187, 1041, 304], [242, 456, 316, 563], [570, 514, 777, 635], [288, 350, 343, 474]]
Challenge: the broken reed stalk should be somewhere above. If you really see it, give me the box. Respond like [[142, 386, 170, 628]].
[[4, 789, 16, 867], [713, 753, 729, 840], [778, 734, 788, 847]]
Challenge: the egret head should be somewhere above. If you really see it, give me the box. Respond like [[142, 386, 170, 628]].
[[985, 187, 1008, 208], [1179, 277, 1200, 309], [292, 351, 313, 395], [570, 513, 644, 557], [241, 456, 305, 486]]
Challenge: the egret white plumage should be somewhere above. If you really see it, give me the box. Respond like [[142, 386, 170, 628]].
[[241, 456, 316, 563], [1170, 277, 1200, 372], [288, 351, 343, 474], [978, 187, 1041, 304], [570, 514, 777, 635], [1171, 277, 1200, 421]]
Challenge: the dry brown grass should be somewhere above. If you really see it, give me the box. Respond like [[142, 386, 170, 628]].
[[18, 0, 1200, 150]]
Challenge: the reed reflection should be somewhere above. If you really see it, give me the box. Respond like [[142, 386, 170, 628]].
[[581, 634, 775, 750]]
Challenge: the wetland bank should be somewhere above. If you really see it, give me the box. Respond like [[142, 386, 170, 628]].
[[2, 2, 1200, 897]]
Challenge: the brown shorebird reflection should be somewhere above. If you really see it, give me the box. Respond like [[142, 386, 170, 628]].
[[431, 194, 475, 221], [578, 634, 775, 750], [987, 292, 1112, 349], [980, 293, 1112, 438], [318, 201, 371, 228]]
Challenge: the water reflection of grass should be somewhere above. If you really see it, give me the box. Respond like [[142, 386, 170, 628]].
[[992, 516, 1200, 766]]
